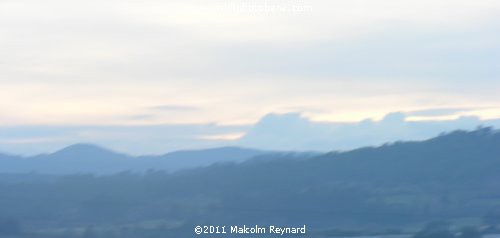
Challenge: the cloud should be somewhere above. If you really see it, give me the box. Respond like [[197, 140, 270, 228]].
[[198, 133, 245, 141], [0, 0, 499, 126], [123, 114, 159, 121], [1, 111, 500, 155], [406, 107, 476, 117], [150, 105, 200, 112], [236, 112, 500, 151]]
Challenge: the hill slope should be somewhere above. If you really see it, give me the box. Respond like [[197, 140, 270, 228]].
[[1, 128, 500, 237]]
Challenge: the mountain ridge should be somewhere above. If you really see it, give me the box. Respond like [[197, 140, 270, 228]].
[[1, 128, 497, 175], [0, 145, 275, 174]]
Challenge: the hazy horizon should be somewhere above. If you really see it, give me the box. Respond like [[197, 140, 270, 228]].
[[1, 111, 499, 156]]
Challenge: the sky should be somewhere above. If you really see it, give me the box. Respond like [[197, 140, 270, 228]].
[[0, 0, 499, 154]]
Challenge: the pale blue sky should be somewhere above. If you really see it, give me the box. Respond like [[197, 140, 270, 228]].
[[0, 0, 499, 153]]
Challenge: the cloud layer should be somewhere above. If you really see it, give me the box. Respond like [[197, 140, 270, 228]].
[[0, 0, 499, 154], [0, 0, 499, 126], [1, 112, 499, 155], [237, 112, 500, 151]]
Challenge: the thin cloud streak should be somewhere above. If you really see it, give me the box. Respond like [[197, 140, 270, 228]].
[[150, 105, 200, 112]]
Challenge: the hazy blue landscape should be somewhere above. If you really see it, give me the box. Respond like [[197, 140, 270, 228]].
[[1, 0, 499, 237], [1, 128, 500, 237]]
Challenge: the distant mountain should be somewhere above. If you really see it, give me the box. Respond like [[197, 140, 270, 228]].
[[0, 145, 271, 174], [46, 143, 130, 160], [147, 147, 265, 170], [0, 153, 18, 160]]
